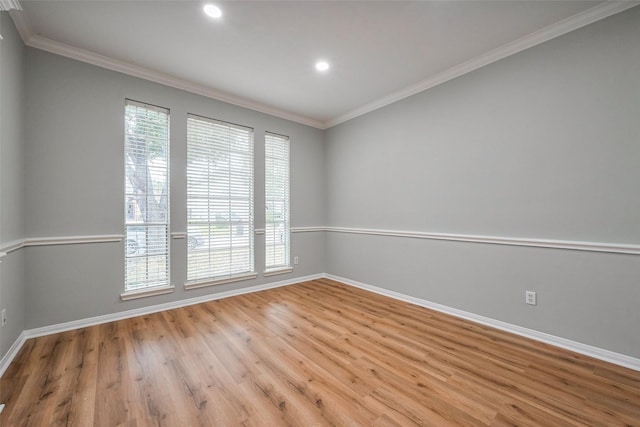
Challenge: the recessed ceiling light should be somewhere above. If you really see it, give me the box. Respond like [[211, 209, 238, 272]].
[[203, 4, 222, 19], [315, 61, 330, 72]]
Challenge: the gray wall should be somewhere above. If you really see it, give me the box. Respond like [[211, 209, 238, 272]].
[[2, 5, 639, 362], [23, 48, 325, 329], [325, 7, 640, 357], [0, 12, 26, 360]]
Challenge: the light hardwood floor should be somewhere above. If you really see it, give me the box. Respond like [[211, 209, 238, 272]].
[[1, 278, 639, 426]]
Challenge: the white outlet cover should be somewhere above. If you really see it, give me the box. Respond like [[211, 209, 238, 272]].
[[525, 291, 537, 305]]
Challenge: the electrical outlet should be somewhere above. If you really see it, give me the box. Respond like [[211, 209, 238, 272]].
[[294, 256, 299, 265], [525, 291, 537, 306], [1, 309, 6, 327]]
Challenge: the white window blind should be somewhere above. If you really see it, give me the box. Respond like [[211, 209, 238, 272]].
[[187, 114, 254, 283], [124, 100, 170, 292], [265, 132, 290, 270]]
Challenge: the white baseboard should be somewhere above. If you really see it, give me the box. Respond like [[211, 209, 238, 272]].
[[0, 331, 28, 378], [0, 273, 323, 378], [325, 274, 640, 372], [2, 272, 638, 379], [25, 273, 324, 339]]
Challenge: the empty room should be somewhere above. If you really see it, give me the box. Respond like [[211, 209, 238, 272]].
[[1, 1, 639, 425]]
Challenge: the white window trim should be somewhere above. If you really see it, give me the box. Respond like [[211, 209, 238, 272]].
[[121, 285, 175, 301], [124, 99, 171, 293], [264, 267, 294, 277], [186, 114, 255, 284], [264, 131, 291, 271], [184, 272, 258, 290]]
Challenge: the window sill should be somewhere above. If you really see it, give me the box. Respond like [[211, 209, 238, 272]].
[[264, 267, 293, 277], [121, 285, 175, 301], [184, 272, 258, 290]]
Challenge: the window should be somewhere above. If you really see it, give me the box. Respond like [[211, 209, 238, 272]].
[[265, 132, 290, 271], [124, 100, 170, 292], [186, 114, 255, 286]]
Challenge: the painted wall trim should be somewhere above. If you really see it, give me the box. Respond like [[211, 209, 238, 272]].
[[326, 274, 640, 372], [29, 273, 322, 338], [120, 285, 175, 301], [292, 226, 325, 233], [0, 331, 27, 378], [0, 273, 324, 377], [0, 235, 123, 253], [26, 234, 123, 247], [184, 272, 259, 290], [325, 1, 640, 128], [2, 228, 637, 255], [264, 267, 294, 277], [8, 10, 324, 130], [325, 226, 640, 255], [255, 227, 323, 235], [9, 3, 639, 130], [0, 238, 26, 254], [0, 0, 22, 11], [2, 272, 638, 378], [0, 227, 324, 252], [245, 225, 640, 255]]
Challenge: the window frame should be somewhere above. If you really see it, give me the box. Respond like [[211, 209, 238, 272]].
[[122, 99, 173, 299], [185, 113, 256, 289], [264, 131, 291, 275]]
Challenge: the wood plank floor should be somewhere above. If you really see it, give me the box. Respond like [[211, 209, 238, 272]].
[[1, 278, 639, 426]]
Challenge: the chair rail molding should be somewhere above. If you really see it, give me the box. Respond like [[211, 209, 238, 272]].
[[0, 235, 123, 253], [325, 226, 640, 255]]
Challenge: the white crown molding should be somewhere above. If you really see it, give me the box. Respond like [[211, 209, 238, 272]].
[[12, 24, 324, 129], [325, 226, 640, 255], [326, 274, 640, 372], [9, 2, 638, 130], [0, 0, 22, 11], [325, 1, 640, 128]]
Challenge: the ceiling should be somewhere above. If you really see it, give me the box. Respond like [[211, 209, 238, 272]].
[[7, 1, 637, 128]]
